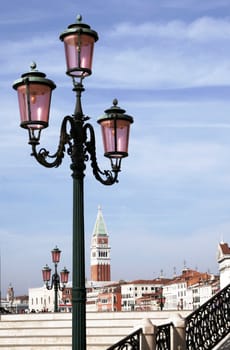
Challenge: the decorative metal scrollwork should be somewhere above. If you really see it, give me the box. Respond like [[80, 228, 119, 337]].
[[106, 328, 142, 350], [185, 283, 230, 350], [30, 114, 119, 184], [156, 323, 172, 350]]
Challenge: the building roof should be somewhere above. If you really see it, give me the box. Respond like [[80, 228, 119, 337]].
[[123, 279, 171, 285], [92, 206, 108, 237], [217, 241, 230, 263], [219, 242, 230, 255], [164, 269, 216, 287]]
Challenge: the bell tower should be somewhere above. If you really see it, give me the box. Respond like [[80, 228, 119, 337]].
[[90, 206, 111, 281]]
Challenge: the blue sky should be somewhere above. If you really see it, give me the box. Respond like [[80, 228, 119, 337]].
[[1, 0, 230, 296]]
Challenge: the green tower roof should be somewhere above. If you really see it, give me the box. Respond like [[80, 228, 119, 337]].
[[93, 206, 108, 237]]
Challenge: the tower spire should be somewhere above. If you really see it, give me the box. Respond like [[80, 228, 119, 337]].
[[90, 206, 111, 282], [92, 205, 108, 237]]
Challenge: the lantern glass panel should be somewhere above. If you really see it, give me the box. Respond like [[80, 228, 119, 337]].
[[100, 119, 131, 157], [51, 248, 61, 263], [63, 34, 95, 77], [17, 83, 52, 130], [60, 268, 69, 284], [42, 266, 51, 282]]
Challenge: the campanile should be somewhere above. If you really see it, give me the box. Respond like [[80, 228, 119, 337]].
[[90, 206, 111, 281]]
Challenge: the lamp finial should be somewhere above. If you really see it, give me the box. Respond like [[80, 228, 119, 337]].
[[77, 14, 82, 22], [30, 61, 37, 71]]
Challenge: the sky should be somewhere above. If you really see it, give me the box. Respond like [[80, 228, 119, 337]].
[[1, 0, 230, 296]]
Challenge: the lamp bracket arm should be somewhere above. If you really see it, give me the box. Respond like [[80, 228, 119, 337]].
[[30, 116, 73, 168], [45, 282, 53, 291], [84, 123, 118, 185], [59, 285, 66, 292]]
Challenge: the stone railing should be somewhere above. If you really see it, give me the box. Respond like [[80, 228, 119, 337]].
[[107, 328, 143, 350], [0, 311, 189, 350], [185, 283, 230, 350]]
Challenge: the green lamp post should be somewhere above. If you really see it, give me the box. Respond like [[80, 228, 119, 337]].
[[13, 15, 133, 350]]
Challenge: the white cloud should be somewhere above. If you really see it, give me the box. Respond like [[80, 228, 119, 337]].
[[3, 16, 230, 90], [91, 17, 230, 89], [128, 137, 228, 180], [108, 17, 230, 41]]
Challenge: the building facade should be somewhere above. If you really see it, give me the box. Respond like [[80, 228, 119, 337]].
[[217, 241, 230, 289], [97, 283, 122, 311], [121, 279, 169, 311], [163, 269, 219, 310], [28, 283, 72, 313]]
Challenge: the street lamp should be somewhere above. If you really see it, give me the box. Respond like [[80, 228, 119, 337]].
[[13, 14, 133, 350], [157, 287, 165, 311], [42, 246, 69, 312]]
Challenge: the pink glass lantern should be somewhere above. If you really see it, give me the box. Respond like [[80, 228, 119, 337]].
[[51, 246, 61, 264], [60, 15, 98, 78], [42, 264, 51, 282], [60, 267, 69, 284], [13, 63, 56, 132], [98, 99, 133, 159]]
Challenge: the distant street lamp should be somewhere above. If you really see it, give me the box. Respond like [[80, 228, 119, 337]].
[[157, 287, 165, 311], [13, 14, 133, 350], [42, 246, 69, 312]]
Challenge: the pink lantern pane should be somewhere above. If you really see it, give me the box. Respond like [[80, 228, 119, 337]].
[[51, 247, 61, 263], [63, 34, 95, 77], [60, 268, 69, 284], [42, 265, 51, 282], [100, 119, 131, 158], [17, 83, 52, 130]]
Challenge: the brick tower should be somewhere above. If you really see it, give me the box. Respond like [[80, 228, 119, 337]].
[[90, 206, 111, 281]]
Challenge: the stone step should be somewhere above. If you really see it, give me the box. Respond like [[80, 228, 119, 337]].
[[0, 325, 131, 336]]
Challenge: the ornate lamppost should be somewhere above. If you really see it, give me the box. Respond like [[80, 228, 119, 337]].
[[42, 246, 69, 312], [157, 287, 165, 311], [13, 15, 133, 350]]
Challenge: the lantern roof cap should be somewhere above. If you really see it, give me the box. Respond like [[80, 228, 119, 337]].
[[98, 99, 134, 123], [105, 98, 126, 114], [42, 264, 51, 271], [12, 62, 56, 90], [60, 14, 99, 42], [21, 62, 46, 78], [52, 246, 61, 253]]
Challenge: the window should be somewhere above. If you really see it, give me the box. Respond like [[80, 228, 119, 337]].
[[99, 251, 108, 257]]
